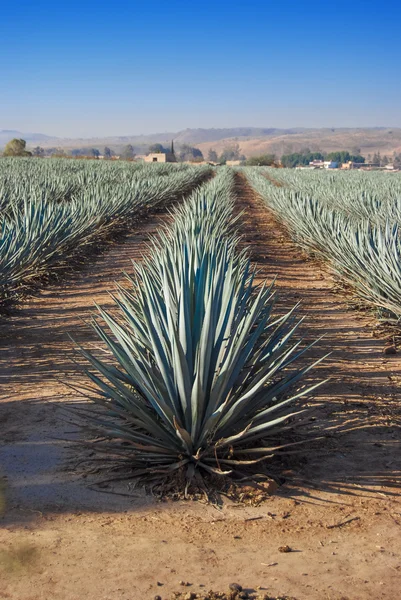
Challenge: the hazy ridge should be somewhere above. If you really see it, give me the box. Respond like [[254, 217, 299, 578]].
[[1, 127, 400, 158]]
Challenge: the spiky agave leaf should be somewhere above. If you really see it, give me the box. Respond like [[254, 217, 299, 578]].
[[77, 169, 324, 483]]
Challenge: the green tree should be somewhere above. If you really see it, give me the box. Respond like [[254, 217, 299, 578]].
[[350, 154, 365, 163], [103, 147, 113, 158], [51, 149, 67, 158], [178, 144, 203, 162], [3, 138, 32, 157], [245, 154, 276, 166], [280, 151, 324, 168], [326, 151, 350, 164], [70, 147, 99, 158], [326, 151, 365, 165], [207, 149, 218, 162], [32, 146, 45, 157], [121, 144, 135, 159], [219, 143, 241, 164], [393, 153, 401, 168], [71, 148, 84, 157], [148, 143, 166, 154], [46, 147, 61, 156]]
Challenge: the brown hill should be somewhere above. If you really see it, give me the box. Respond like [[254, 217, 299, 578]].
[[197, 128, 401, 159], [3, 127, 401, 159]]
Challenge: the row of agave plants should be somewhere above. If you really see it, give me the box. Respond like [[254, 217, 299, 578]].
[[0, 158, 193, 211], [76, 167, 325, 489], [265, 167, 401, 224], [0, 159, 212, 305], [245, 167, 401, 320]]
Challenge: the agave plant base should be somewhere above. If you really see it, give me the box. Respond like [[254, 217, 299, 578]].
[[73, 396, 318, 502], [76, 440, 288, 502]]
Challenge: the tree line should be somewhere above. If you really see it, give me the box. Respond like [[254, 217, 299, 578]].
[[1, 138, 274, 166], [1, 138, 206, 161], [5, 138, 400, 169], [280, 150, 366, 168], [1, 139, 135, 159]]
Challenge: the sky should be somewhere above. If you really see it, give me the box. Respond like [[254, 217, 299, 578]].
[[1, 0, 401, 137]]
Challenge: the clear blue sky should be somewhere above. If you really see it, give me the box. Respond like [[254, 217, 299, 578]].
[[1, 0, 400, 137]]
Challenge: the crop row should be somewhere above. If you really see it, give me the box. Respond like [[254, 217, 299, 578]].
[[0, 159, 212, 306], [0, 158, 190, 211], [245, 167, 401, 320], [265, 167, 401, 224]]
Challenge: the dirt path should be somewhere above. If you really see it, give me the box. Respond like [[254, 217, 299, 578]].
[[0, 175, 400, 600]]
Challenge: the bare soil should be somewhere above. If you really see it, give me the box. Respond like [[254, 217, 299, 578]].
[[0, 175, 400, 600]]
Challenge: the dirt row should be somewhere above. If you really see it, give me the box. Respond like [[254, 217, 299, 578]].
[[0, 174, 400, 600]]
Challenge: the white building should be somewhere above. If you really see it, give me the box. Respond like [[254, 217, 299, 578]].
[[309, 160, 338, 169]]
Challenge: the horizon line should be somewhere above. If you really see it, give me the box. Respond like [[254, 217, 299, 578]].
[[0, 124, 399, 141]]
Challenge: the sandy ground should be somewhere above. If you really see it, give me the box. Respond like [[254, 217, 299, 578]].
[[0, 175, 400, 600]]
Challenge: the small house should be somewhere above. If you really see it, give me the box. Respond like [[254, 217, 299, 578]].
[[144, 152, 176, 163], [144, 141, 177, 163]]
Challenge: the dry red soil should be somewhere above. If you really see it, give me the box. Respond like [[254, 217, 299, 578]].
[[0, 175, 400, 600]]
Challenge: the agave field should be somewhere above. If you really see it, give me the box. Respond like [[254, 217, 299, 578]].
[[0, 158, 211, 306], [1, 159, 400, 599], [2, 159, 399, 488], [245, 167, 401, 320]]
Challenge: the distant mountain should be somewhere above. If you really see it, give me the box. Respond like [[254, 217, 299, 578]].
[[1, 127, 400, 158], [172, 127, 306, 144], [0, 127, 335, 149], [0, 130, 55, 145], [195, 127, 401, 160], [59, 127, 309, 148]]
